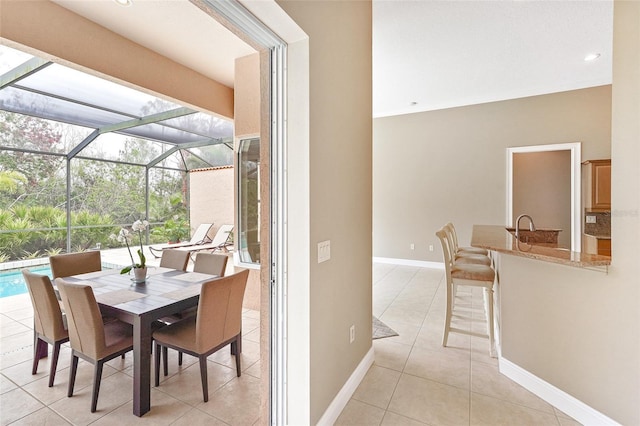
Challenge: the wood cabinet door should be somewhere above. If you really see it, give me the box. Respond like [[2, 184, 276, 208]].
[[592, 162, 611, 209]]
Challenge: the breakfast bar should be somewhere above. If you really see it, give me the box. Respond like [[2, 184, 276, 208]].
[[470, 225, 611, 269]]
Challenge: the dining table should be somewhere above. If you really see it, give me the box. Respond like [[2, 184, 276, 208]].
[[59, 267, 219, 416]]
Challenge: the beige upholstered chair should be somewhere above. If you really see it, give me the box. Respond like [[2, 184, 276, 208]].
[[159, 249, 190, 271], [56, 279, 134, 412], [444, 223, 491, 265], [436, 227, 496, 356], [22, 270, 69, 387], [49, 251, 102, 279], [153, 269, 249, 402], [193, 252, 228, 276]]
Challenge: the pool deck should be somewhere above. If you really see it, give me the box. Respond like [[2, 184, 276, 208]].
[[0, 245, 168, 272]]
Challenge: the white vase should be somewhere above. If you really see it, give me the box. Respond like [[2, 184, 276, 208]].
[[133, 267, 147, 283]]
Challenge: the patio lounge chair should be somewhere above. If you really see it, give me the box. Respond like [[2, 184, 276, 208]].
[[176, 224, 234, 257], [149, 223, 214, 258]]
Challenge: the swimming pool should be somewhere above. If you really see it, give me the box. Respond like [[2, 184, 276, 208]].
[[0, 265, 52, 298]]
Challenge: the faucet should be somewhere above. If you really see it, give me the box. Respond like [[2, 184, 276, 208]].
[[515, 214, 536, 241]]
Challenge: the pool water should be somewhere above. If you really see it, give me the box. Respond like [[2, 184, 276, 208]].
[[0, 265, 52, 298]]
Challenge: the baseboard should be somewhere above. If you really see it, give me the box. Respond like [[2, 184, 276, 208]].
[[499, 357, 621, 426], [316, 347, 375, 426], [373, 257, 444, 269]]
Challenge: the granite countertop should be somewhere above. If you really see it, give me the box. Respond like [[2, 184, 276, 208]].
[[471, 225, 611, 268]]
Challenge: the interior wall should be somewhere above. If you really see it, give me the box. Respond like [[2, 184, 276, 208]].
[[276, 1, 373, 423], [373, 85, 612, 262], [0, 0, 233, 119], [513, 151, 572, 248]]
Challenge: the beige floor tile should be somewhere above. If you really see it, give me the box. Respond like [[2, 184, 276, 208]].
[[380, 307, 427, 328], [372, 339, 412, 372], [197, 375, 261, 425], [0, 387, 45, 425], [335, 399, 385, 426], [244, 360, 261, 379], [471, 362, 554, 414], [403, 345, 471, 390], [207, 339, 260, 371], [7, 406, 70, 425], [48, 372, 133, 425], [171, 407, 230, 425], [377, 319, 420, 347], [352, 365, 402, 410], [387, 374, 470, 425], [91, 388, 191, 425], [0, 315, 32, 338], [244, 327, 260, 344], [155, 360, 237, 406], [470, 392, 559, 426], [381, 411, 428, 426], [557, 416, 582, 426], [0, 373, 17, 394]]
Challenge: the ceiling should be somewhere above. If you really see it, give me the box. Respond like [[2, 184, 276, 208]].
[[52, 0, 613, 118]]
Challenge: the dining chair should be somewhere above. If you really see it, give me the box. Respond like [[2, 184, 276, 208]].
[[159, 249, 190, 271], [22, 270, 69, 387], [436, 227, 496, 357], [55, 278, 134, 412], [193, 252, 228, 276], [153, 269, 249, 402], [49, 251, 102, 279]]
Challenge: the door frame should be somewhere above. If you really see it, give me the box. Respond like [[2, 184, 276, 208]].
[[506, 142, 582, 252]]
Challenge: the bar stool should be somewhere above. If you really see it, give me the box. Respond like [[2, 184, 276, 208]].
[[436, 227, 496, 356], [443, 223, 491, 266]]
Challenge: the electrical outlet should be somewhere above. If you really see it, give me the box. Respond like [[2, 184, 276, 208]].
[[349, 325, 355, 343], [317, 240, 331, 263], [429, 244, 434, 252], [586, 215, 597, 224], [410, 243, 415, 250]]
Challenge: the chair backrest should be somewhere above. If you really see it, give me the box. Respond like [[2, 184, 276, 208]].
[[435, 228, 453, 282], [195, 269, 249, 352], [209, 225, 234, 247], [160, 249, 190, 271], [193, 252, 228, 276], [22, 270, 67, 340], [189, 223, 214, 244], [55, 279, 106, 360], [50, 251, 101, 279], [443, 223, 460, 254]]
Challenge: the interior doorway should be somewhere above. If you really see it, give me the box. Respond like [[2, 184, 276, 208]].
[[506, 142, 582, 251]]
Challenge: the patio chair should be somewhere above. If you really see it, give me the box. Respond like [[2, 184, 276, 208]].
[[159, 249, 190, 271], [177, 225, 234, 258], [149, 223, 214, 258], [22, 270, 69, 387], [49, 251, 102, 279], [56, 279, 134, 412], [153, 269, 249, 402]]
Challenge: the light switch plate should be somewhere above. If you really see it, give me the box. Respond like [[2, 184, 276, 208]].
[[318, 240, 331, 263], [586, 215, 597, 224]]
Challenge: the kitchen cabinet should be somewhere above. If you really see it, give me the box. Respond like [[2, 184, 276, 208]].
[[583, 234, 611, 257], [582, 159, 611, 212]]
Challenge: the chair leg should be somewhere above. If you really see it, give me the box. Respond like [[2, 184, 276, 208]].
[[232, 336, 242, 377], [154, 342, 161, 387], [443, 283, 454, 347], [485, 287, 496, 357], [162, 346, 169, 377], [32, 334, 43, 375], [178, 351, 183, 366], [68, 353, 78, 397], [91, 362, 104, 413], [199, 356, 209, 402], [48, 341, 62, 387]]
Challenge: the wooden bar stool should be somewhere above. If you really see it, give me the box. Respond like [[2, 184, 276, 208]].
[[443, 223, 491, 266], [436, 227, 496, 356]]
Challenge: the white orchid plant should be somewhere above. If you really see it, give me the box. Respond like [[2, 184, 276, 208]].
[[110, 219, 150, 274]]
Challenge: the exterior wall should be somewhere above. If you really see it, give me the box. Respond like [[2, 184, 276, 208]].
[[276, 1, 373, 423], [373, 85, 612, 263], [189, 168, 234, 235]]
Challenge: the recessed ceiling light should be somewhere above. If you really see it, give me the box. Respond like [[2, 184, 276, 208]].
[[584, 53, 601, 62], [114, 0, 132, 6]]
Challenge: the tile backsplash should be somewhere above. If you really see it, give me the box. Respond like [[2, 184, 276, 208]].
[[584, 211, 611, 236]]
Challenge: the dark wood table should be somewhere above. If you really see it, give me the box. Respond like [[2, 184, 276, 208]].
[[62, 267, 218, 416]]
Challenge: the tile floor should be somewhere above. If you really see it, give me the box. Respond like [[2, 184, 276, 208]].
[[0, 261, 582, 425], [335, 263, 582, 426]]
